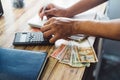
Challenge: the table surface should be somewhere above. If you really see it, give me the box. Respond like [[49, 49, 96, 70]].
[[0, 0, 106, 80]]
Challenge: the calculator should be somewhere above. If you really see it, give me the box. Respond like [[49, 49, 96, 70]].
[[13, 32, 53, 46]]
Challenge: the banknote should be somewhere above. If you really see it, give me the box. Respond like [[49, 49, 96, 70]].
[[57, 45, 68, 60], [50, 40, 98, 68], [60, 47, 71, 64], [77, 47, 98, 62], [51, 44, 65, 58], [69, 45, 90, 67]]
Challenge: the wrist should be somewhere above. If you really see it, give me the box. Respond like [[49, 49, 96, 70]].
[[73, 20, 99, 35], [72, 20, 92, 35], [65, 8, 74, 18], [71, 20, 81, 35]]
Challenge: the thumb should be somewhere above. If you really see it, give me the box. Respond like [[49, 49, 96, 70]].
[[45, 9, 56, 16]]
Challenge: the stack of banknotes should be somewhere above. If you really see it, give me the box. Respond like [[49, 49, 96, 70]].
[[51, 40, 98, 67]]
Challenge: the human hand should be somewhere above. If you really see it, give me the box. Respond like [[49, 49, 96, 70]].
[[41, 17, 76, 43], [39, 3, 69, 20]]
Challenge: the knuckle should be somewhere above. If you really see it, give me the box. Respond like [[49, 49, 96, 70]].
[[51, 17, 56, 20], [50, 38, 54, 43], [40, 28, 44, 32], [49, 3, 53, 6], [43, 32, 48, 37], [52, 9, 56, 13]]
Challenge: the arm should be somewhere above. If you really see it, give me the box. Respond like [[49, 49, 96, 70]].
[[41, 17, 120, 43], [39, 0, 107, 19], [66, 0, 107, 17], [73, 19, 120, 40]]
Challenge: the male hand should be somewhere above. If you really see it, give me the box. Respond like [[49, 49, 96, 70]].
[[41, 17, 76, 43], [39, 3, 69, 20]]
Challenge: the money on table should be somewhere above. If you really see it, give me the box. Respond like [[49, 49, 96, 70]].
[[51, 40, 98, 67]]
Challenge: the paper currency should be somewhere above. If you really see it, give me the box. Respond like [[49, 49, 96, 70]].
[[51, 40, 98, 67]]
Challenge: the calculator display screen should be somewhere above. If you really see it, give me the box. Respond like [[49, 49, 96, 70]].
[[20, 33, 27, 42]]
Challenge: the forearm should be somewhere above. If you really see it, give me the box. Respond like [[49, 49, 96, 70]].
[[66, 0, 107, 17], [73, 19, 120, 40]]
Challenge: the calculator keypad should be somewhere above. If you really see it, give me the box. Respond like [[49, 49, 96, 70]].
[[13, 32, 53, 46], [28, 32, 44, 42]]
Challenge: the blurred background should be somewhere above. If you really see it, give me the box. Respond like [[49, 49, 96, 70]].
[[0, 0, 120, 80]]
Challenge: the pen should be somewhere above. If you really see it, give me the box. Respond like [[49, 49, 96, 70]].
[[42, 6, 47, 21], [42, 5, 46, 13]]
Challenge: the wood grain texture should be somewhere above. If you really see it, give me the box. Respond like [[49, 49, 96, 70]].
[[0, 0, 106, 80], [0, 0, 85, 80]]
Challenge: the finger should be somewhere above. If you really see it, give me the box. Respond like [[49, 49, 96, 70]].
[[41, 25, 51, 32], [45, 9, 56, 17], [43, 30, 54, 38], [46, 3, 54, 10], [39, 7, 44, 19], [63, 36, 69, 40], [39, 7, 48, 20], [47, 15, 55, 19], [39, 7, 43, 13], [39, 13, 45, 20], [49, 35, 59, 43], [44, 17, 55, 25]]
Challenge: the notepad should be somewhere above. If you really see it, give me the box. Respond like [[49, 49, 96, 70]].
[[28, 15, 47, 28], [0, 48, 48, 80]]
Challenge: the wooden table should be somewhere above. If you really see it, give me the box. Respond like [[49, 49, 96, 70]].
[[0, 0, 106, 80]]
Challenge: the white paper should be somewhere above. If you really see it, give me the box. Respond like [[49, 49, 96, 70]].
[[28, 15, 47, 28]]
